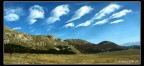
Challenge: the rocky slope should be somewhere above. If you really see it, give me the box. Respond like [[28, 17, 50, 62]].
[[4, 26, 80, 54]]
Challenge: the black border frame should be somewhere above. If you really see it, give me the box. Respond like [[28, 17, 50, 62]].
[[2, 0, 142, 65]]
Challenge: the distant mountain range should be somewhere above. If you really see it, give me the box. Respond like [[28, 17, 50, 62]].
[[4, 26, 140, 54], [122, 41, 140, 46], [64, 39, 127, 53]]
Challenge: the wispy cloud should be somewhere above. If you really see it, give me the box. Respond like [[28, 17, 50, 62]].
[[93, 3, 121, 20], [93, 18, 109, 25], [12, 27, 22, 30], [46, 5, 69, 24], [46, 26, 55, 31], [114, 33, 119, 35], [94, 9, 132, 25], [30, 29, 36, 32], [76, 3, 121, 27], [61, 22, 74, 28], [29, 27, 34, 29], [110, 9, 132, 19], [67, 6, 93, 23], [110, 19, 124, 24], [4, 8, 23, 21], [76, 20, 91, 27], [46, 28, 51, 31], [4, 14, 19, 22], [28, 5, 45, 25]]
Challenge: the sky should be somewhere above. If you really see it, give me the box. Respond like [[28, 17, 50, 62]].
[[4, 1, 140, 45]]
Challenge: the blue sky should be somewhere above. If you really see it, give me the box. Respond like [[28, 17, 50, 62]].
[[4, 1, 140, 45]]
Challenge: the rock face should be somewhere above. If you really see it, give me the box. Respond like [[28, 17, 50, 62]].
[[4, 26, 80, 54]]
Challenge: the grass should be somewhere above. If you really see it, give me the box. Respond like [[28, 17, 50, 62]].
[[4, 49, 140, 64]]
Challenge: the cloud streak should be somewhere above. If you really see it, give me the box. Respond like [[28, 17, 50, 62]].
[[46, 5, 69, 24], [12, 27, 22, 30], [28, 5, 45, 25], [93, 18, 109, 25], [110, 9, 132, 19], [110, 19, 124, 24], [61, 23, 74, 28], [76, 20, 91, 27], [67, 6, 93, 23]]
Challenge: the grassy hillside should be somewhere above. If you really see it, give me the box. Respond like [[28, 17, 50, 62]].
[[64, 39, 97, 53], [4, 49, 140, 64], [4, 26, 80, 54], [64, 39, 127, 53]]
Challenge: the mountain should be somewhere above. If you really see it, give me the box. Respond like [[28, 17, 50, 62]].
[[122, 41, 140, 46], [64, 40, 127, 53], [4, 26, 131, 54], [124, 45, 140, 49], [96, 41, 127, 51], [4, 26, 80, 54], [64, 39, 96, 53]]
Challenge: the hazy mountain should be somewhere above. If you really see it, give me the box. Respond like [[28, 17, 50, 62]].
[[125, 45, 140, 49], [122, 41, 140, 46]]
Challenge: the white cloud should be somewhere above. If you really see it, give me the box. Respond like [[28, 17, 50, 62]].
[[46, 5, 69, 24], [67, 6, 93, 23], [76, 3, 121, 27], [4, 14, 19, 21], [62, 22, 74, 28], [110, 19, 124, 24], [28, 5, 44, 25], [4, 8, 23, 21], [12, 27, 22, 30], [93, 18, 109, 25], [110, 9, 132, 19], [94, 3, 121, 19], [46, 26, 55, 31], [76, 20, 91, 27], [93, 9, 132, 25]]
